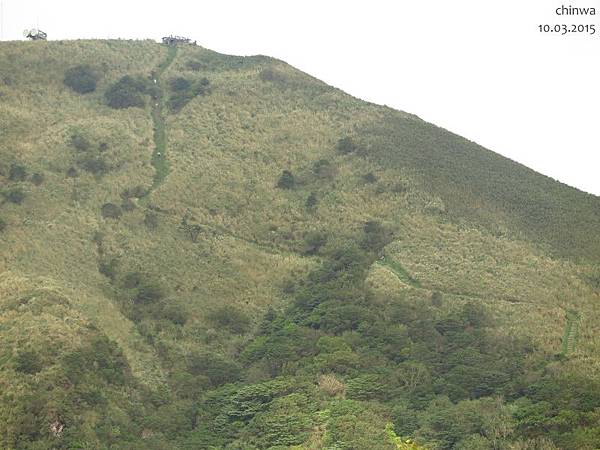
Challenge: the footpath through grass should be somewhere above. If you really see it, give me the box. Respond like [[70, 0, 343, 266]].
[[149, 45, 177, 193], [561, 309, 581, 356], [378, 256, 421, 287]]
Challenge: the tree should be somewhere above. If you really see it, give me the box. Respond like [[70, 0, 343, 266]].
[[277, 170, 295, 189], [64, 65, 99, 94]]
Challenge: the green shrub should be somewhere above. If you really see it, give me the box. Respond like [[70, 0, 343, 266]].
[[346, 374, 386, 400], [170, 77, 192, 91], [101, 203, 122, 219], [161, 303, 187, 325], [361, 220, 393, 252], [208, 305, 251, 334], [121, 198, 135, 212], [336, 137, 358, 154], [15, 350, 43, 374], [312, 159, 336, 179], [121, 271, 143, 289], [186, 60, 203, 71], [187, 352, 241, 386], [363, 172, 378, 184], [98, 257, 119, 280], [30, 172, 44, 185], [5, 188, 25, 204], [0, 217, 6, 232], [168, 76, 210, 112], [135, 281, 165, 304], [301, 231, 327, 255], [244, 394, 313, 448], [182, 223, 202, 242], [260, 68, 287, 83], [70, 132, 91, 152], [80, 157, 108, 174], [392, 182, 408, 193], [121, 185, 147, 199], [305, 192, 318, 209], [277, 170, 295, 189], [63, 336, 130, 385], [105, 75, 151, 109], [144, 211, 159, 230], [120, 272, 165, 305], [64, 65, 99, 94], [9, 163, 27, 181]]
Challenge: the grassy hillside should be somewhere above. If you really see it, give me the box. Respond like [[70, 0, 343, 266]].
[[1, 39, 600, 449]]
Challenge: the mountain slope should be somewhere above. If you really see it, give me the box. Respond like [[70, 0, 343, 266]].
[[1, 40, 600, 449]]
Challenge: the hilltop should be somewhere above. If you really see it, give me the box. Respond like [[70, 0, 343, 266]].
[[1, 39, 600, 449]]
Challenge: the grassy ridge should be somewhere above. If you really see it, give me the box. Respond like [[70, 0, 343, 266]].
[[357, 113, 600, 261]]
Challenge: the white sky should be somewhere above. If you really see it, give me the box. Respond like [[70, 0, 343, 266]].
[[2, 0, 599, 195]]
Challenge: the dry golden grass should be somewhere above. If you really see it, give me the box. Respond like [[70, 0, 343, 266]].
[[318, 373, 346, 398]]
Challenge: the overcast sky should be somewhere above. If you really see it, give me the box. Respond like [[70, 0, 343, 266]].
[[2, 0, 599, 194]]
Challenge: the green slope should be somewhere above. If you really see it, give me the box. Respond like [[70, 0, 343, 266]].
[[1, 40, 600, 450], [357, 113, 600, 261]]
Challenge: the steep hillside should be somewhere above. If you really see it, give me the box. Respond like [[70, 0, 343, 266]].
[[1, 40, 600, 449]]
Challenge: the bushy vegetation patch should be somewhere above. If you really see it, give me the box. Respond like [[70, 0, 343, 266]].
[[167, 76, 210, 113], [64, 65, 99, 94], [259, 67, 288, 84], [4, 187, 25, 204], [8, 163, 26, 181], [336, 136, 358, 154], [208, 305, 251, 334], [14, 350, 43, 374], [105, 75, 155, 109], [277, 170, 295, 189], [30, 172, 44, 185], [100, 202, 122, 219], [305, 192, 318, 210], [69, 131, 111, 175]]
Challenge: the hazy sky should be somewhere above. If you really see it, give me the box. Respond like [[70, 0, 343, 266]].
[[2, 0, 599, 194]]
